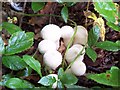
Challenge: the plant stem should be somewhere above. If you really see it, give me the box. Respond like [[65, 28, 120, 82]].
[[62, 19, 78, 68], [65, 44, 87, 72]]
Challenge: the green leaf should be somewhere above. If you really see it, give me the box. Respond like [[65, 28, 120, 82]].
[[0, 36, 4, 54], [93, 0, 117, 23], [38, 75, 56, 86], [5, 31, 34, 55], [107, 22, 120, 31], [61, 6, 68, 23], [2, 55, 27, 70], [86, 47, 97, 62], [6, 78, 34, 88], [87, 66, 120, 87], [2, 22, 22, 35], [65, 84, 87, 88], [95, 41, 120, 51], [23, 55, 42, 77], [57, 80, 64, 88], [0, 74, 13, 86], [88, 25, 100, 46], [58, 68, 64, 79], [32, 2, 45, 12], [0, 24, 2, 31]]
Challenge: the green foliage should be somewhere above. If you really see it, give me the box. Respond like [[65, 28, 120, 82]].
[[31, 2, 45, 12], [23, 55, 42, 77], [88, 25, 100, 46], [107, 22, 120, 31], [87, 66, 120, 87], [86, 47, 97, 62], [2, 55, 27, 70], [61, 6, 68, 23], [0, 36, 4, 54], [58, 68, 78, 85], [95, 41, 120, 51], [5, 78, 34, 88], [5, 31, 34, 55], [38, 75, 56, 87], [65, 84, 87, 88], [2, 22, 22, 34]]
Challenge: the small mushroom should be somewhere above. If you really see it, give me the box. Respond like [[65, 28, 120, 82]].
[[65, 44, 85, 63], [71, 61, 86, 76], [73, 26, 88, 45], [38, 40, 57, 54], [43, 50, 62, 70], [41, 24, 61, 42], [61, 26, 74, 46], [48, 74, 58, 88]]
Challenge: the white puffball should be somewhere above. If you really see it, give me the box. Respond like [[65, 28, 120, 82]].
[[41, 24, 61, 42], [43, 50, 62, 70], [71, 61, 86, 76], [73, 26, 88, 45], [65, 44, 85, 63], [48, 74, 58, 88], [61, 26, 74, 46], [38, 40, 57, 54]]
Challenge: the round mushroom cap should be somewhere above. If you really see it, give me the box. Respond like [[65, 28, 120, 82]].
[[48, 74, 58, 88], [61, 26, 74, 46], [41, 24, 61, 42], [38, 40, 57, 54], [65, 44, 85, 63], [43, 50, 62, 70], [73, 26, 88, 45], [71, 61, 86, 76]]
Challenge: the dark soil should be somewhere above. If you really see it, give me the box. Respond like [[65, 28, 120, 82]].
[[1, 2, 120, 89]]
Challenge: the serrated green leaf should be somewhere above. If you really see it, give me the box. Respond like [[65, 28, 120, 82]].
[[93, 0, 117, 23], [88, 25, 100, 46], [32, 2, 45, 12], [23, 55, 42, 77], [61, 6, 68, 23], [0, 36, 4, 54], [107, 22, 120, 31], [2, 22, 22, 35], [5, 31, 34, 55], [38, 75, 56, 86], [0, 74, 13, 86], [87, 66, 120, 87], [2, 55, 27, 70], [95, 41, 120, 51], [86, 47, 97, 62], [6, 78, 34, 88]]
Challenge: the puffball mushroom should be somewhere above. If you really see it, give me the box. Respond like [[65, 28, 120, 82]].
[[43, 50, 62, 70], [38, 40, 57, 54], [65, 44, 85, 63], [73, 26, 88, 45], [41, 24, 61, 42], [61, 26, 74, 46], [71, 61, 86, 76], [48, 74, 58, 88]]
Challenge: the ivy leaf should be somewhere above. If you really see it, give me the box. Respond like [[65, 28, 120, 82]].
[[5, 78, 34, 88], [86, 47, 97, 62], [87, 66, 120, 87], [2, 55, 27, 70], [93, 0, 117, 23], [2, 22, 22, 35], [5, 31, 34, 55], [0, 36, 4, 54], [58, 68, 78, 85], [31, 2, 45, 12], [61, 6, 68, 23], [23, 55, 42, 77], [95, 41, 120, 51], [38, 75, 56, 86], [107, 22, 120, 31], [88, 25, 100, 46]]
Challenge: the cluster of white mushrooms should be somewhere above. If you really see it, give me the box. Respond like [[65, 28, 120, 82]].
[[38, 24, 88, 77]]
